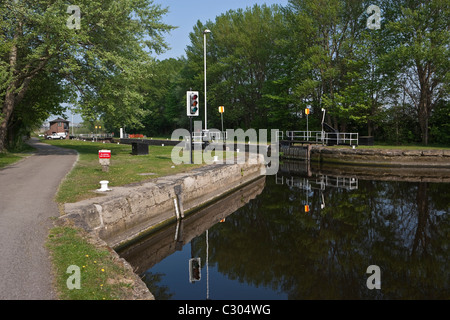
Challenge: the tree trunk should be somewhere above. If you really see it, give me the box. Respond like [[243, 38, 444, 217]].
[[0, 91, 16, 153], [0, 19, 20, 153]]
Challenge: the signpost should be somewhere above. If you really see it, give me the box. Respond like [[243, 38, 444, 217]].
[[218, 106, 224, 143], [187, 91, 200, 164], [99, 149, 111, 172], [305, 107, 310, 141]]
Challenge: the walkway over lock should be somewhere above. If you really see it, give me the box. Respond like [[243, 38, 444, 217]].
[[277, 130, 359, 147]]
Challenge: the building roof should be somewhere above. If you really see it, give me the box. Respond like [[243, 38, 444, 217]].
[[49, 117, 70, 123]]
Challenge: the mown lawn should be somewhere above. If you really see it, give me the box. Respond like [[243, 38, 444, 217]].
[[42, 138, 206, 204]]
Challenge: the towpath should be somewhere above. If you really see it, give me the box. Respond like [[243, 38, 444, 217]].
[[0, 138, 77, 300]]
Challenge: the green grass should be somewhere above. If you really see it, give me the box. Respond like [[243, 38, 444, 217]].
[[42, 138, 237, 204], [46, 226, 139, 300], [0, 144, 35, 169], [42, 139, 208, 204]]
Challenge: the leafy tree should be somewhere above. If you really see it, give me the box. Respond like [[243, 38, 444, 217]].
[[140, 58, 187, 136], [0, 0, 174, 152], [184, 5, 288, 131], [383, 0, 450, 145]]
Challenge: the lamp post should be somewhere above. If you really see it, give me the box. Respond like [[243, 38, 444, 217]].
[[203, 29, 211, 132], [321, 108, 326, 145]]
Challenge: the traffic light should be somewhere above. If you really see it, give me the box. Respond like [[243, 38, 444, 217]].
[[189, 258, 201, 283], [187, 91, 199, 117]]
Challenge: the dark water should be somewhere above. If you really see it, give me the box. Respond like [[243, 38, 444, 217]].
[[118, 162, 450, 300]]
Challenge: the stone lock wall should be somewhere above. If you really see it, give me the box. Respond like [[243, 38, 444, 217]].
[[60, 155, 266, 249]]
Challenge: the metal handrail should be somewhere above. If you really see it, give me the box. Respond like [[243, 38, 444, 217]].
[[286, 131, 359, 146]]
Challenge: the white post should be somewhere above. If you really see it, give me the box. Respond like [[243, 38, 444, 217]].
[[204, 30, 211, 131]]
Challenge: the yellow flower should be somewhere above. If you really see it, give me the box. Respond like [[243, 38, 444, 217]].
[[101, 268, 105, 272]]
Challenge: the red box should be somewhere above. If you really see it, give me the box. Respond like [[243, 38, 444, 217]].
[[99, 150, 111, 159]]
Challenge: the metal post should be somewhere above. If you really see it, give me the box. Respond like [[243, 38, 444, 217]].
[[306, 112, 309, 141], [321, 108, 326, 146], [204, 34, 207, 131], [189, 117, 193, 165], [221, 112, 224, 144], [203, 30, 211, 131]]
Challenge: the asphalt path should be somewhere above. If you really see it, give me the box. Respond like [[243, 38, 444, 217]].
[[0, 138, 78, 300]]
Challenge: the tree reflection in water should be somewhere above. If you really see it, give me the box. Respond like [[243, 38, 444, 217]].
[[139, 168, 449, 300]]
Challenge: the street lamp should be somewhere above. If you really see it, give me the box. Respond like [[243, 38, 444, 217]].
[[203, 29, 211, 132]]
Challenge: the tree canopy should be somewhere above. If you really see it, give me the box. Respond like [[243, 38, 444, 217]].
[[137, 0, 449, 145], [0, 0, 174, 151], [1, 0, 449, 150]]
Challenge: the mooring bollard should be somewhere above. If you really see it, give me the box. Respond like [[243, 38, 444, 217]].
[[98, 180, 111, 192]]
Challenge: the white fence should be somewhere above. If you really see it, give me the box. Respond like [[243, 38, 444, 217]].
[[282, 130, 359, 146], [73, 134, 114, 140]]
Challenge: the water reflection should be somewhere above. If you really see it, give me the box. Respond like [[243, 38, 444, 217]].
[[117, 161, 450, 300]]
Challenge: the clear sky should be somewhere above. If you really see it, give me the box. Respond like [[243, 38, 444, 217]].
[[152, 0, 289, 60]]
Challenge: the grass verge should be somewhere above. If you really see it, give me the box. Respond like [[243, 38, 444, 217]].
[[0, 143, 35, 169], [46, 225, 145, 300], [42, 139, 210, 204]]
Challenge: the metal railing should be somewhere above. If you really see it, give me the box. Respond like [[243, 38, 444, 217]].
[[192, 131, 228, 143], [284, 131, 359, 146], [276, 174, 359, 191], [73, 133, 115, 139]]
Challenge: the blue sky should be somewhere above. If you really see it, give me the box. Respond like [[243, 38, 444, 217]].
[[152, 0, 289, 60]]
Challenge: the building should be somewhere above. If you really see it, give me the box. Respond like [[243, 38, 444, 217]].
[[46, 118, 70, 138]]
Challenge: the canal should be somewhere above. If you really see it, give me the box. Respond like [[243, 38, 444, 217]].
[[117, 161, 449, 300]]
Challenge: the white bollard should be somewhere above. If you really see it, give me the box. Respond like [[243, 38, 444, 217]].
[[97, 180, 111, 192]]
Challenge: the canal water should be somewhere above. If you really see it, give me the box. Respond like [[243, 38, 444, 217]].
[[117, 161, 449, 300]]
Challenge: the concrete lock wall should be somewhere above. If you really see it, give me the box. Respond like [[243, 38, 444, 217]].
[[309, 146, 450, 168], [61, 154, 266, 249]]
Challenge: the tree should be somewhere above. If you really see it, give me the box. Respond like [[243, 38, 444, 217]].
[[140, 58, 187, 136], [384, 0, 450, 145], [0, 0, 174, 152], [184, 5, 287, 130], [286, 0, 372, 132]]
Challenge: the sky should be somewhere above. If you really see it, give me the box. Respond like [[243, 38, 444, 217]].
[[53, 0, 289, 124], [152, 0, 289, 60]]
